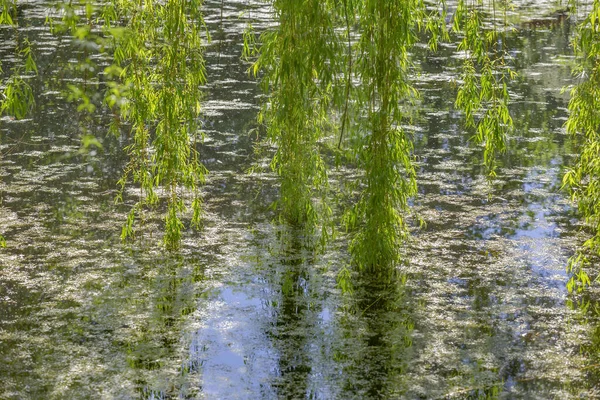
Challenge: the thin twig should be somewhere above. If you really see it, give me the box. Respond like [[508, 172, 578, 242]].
[[338, 0, 353, 149]]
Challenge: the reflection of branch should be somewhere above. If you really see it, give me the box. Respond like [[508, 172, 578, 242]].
[[39, 9, 67, 78], [0, 131, 44, 158], [580, 363, 600, 370], [360, 293, 383, 316], [438, 382, 503, 399]]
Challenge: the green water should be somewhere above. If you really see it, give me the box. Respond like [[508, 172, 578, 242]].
[[1, 1, 599, 399]]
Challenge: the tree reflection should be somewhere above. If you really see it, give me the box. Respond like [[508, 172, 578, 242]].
[[336, 269, 414, 398], [568, 293, 600, 397], [271, 228, 318, 398]]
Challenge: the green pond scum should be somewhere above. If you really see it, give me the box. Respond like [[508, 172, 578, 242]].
[[2, 0, 600, 398]]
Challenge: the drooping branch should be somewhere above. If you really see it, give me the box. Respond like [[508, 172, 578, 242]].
[[251, 0, 341, 235], [453, 0, 515, 178], [563, 0, 600, 291], [345, 0, 423, 274], [338, 0, 354, 149], [105, 0, 208, 250]]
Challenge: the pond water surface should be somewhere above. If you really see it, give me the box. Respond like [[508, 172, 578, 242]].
[[1, 1, 600, 399]]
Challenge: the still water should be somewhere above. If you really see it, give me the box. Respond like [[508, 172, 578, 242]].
[[1, 1, 599, 398]]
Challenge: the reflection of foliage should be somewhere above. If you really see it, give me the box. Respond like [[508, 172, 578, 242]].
[[336, 277, 414, 397], [271, 230, 316, 398], [109, 256, 205, 397], [444, 381, 501, 399], [566, 296, 600, 396], [563, 1, 600, 291]]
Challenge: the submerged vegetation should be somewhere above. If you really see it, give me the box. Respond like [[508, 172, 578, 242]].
[[0, 0, 600, 283]]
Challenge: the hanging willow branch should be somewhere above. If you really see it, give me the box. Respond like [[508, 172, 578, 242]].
[[103, 0, 208, 250], [0, 1, 36, 120], [0, 0, 39, 248], [563, 0, 600, 292], [338, 0, 355, 149], [343, 0, 425, 275], [453, 0, 515, 178], [250, 0, 341, 238]]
